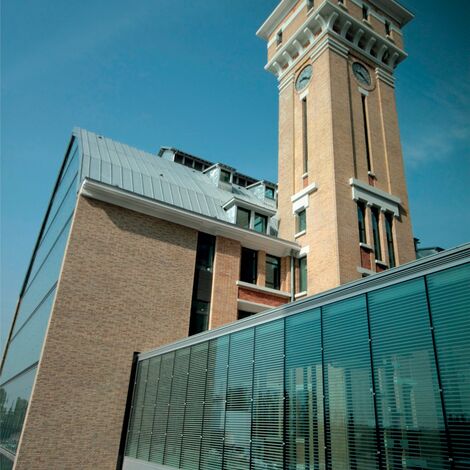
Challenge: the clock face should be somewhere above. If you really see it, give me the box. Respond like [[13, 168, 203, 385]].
[[295, 65, 313, 92], [352, 62, 372, 86]]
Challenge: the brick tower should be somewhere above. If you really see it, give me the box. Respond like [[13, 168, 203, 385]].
[[258, 0, 416, 295]]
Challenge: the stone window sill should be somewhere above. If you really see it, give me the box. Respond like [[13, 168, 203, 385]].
[[295, 230, 306, 239], [360, 242, 373, 251]]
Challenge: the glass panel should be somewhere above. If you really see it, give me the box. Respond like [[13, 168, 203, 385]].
[[164, 348, 190, 467], [0, 367, 37, 454], [220, 170, 231, 183], [236, 208, 250, 229], [252, 320, 284, 468], [357, 202, 366, 244], [426, 264, 470, 468], [13, 217, 72, 335], [297, 209, 306, 233], [253, 213, 267, 234], [371, 208, 381, 261], [266, 255, 281, 290], [149, 352, 174, 464], [265, 187, 275, 199], [286, 308, 323, 470], [323, 296, 378, 469], [240, 248, 257, 284], [136, 356, 161, 461], [299, 257, 307, 293], [201, 336, 229, 470], [369, 279, 449, 469], [0, 288, 55, 385], [224, 329, 254, 470], [125, 360, 149, 458], [180, 342, 209, 470], [385, 214, 395, 268]]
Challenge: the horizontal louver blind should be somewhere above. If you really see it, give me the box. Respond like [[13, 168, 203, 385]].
[[323, 296, 378, 470], [426, 263, 470, 468], [368, 278, 450, 470]]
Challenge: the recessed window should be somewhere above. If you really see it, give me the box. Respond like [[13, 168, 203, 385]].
[[371, 207, 382, 260], [299, 257, 307, 293], [236, 207, 251, 229], [194, 161, 203, 171], [240, 248, 258, 284], [184, 158, 193, 168], [265, 187, 275, 199], [357, 202, 367, 244], [307, 0, 314, 10], [266, 255, 281, 290], [385, 213, 396, 268], [238, 310, 253, 320], [276, 30, 283, 46], [174, 154, 184, 164], [220, 169, 231, 183], [254, 213, 267, 234], [362, 4, 369, 20], [297, 209, 307, 234], [385, 20, 391, 36]]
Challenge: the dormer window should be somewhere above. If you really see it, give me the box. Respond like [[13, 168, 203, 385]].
[[220, 169, 231, 183], [265, 187, 275, 200], [236, 207, 251, 229], [254, 213, 267, 233]]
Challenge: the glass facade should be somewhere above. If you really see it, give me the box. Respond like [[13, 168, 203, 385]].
[[0, 139, 79, 457], [125, 261, 470, 470]]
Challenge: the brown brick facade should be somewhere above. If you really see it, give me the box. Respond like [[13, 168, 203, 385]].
[[14, 196, 198, 470], [238, 286, 289, 308]]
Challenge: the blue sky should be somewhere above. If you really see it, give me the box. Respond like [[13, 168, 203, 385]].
[[1, 0, 469, 350]]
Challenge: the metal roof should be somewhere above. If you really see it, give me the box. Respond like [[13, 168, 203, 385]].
[[74, 128, 276, 224]]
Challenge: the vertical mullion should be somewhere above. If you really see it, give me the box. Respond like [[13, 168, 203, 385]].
[[221, 335, 232, 469], [320, 307, 328, 468], [162, 354, 177, 464], [365, 293, 383, 469], [423, 276, 455, 469], [178, 348, 192, 469], [197, 343, 211, 470]]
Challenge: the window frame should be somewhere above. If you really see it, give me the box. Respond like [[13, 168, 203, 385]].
[[266, 255, 281, 290]]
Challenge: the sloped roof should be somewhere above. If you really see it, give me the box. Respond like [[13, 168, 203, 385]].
[[74, 128, 276, 223]]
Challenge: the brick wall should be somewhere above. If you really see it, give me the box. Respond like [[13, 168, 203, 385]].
[[14, 196, 197, 470]]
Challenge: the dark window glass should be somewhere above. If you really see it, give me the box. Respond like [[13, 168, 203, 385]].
[[357, 202, 367, 244], [236, 207, 250, 229], [362, 4, 369, 20], [240, 248, 257, 284], [265, 187, 275, 199], [276, 30, 283, 45], [189, 233, 216, 336], [220, 169, 231, 183], [302, 98, 308, 174], [254, 213, 267, 233], [184, 158, 193, 168], [297, 209, 307, 233], [299, 257, 307, 293], [238, 310, 253, 320], [426, 264, 470, 467], [194, 161, 203, 171], [371, 207, 382, 260], [384, 213, 395, 268], [174, 154, 184, 164], [266, 255, 281, 290], [385, 20, 391, 35], [307, 0, 314, 9], [368, 279, 449, 469], [362, 95, 372, 172]]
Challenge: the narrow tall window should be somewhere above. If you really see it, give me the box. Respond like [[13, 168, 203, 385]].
[[362, 4, 369, 20], [385, 20, 391, 36], [240, 248, 258, 284], [266, 255, 281, 290], [254, 213, 267, 234], [357, 201, 367, 243], [299, 257, 307, 293], [385, 213, 396, 268], [361, 94, 372, 172], [236, 207, 250, 229], [189, 232, 216, 335], [371, 207, 382, 260], [276, 30, 283, 46], [307, 0, 314, 10], [297, 209, 306, 234], [302, 97, 308, 174]]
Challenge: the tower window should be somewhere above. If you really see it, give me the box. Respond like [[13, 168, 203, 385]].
[[266, 255, 281, 290], [362, 4, 369, 20], [236, 207, 251, 229], [297, 209, 307, 234], [276, 30, 283, 46], [240, 248, 258, 284], [371, 207, 382, 261], [307, 0, 314, 10], [298, 257, 307, 293], [385, 20, 391, 36], [302, 97, 308, 174], [357, 201, 367, 244], [385, 213, 396, 268], [361, 94, 372, 172]]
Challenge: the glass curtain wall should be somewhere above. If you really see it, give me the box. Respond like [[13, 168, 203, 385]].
[[125, 262, 470, 470], [0, 139, 79, 457]]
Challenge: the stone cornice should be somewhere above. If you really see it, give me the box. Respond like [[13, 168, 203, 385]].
[[264, 0, 407, 80]]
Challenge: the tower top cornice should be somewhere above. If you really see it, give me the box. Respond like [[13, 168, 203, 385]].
[[257, 0, 414, 41]]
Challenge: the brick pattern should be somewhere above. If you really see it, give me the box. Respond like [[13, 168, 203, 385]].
[[238, 287, 289, 308], [360, 246, 372, 269], [208, 236, 240, 329], [14, 196, 197, 470]]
